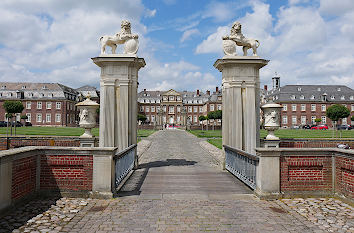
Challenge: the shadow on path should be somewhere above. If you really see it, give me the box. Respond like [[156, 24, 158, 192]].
[[139, 159, 197, 169]]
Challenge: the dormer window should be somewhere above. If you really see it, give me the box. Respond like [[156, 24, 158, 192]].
[[22, 85, 26, 89], [331, 96, 335, 100], [1, 85, 6, 89], [350, 96, 354, 100], [300, 95, 305, 100], [42, 85, 47, 89], [341, 95, 345, 100], [310, 95, 315, 100], [337, 88, 341, 91], [49, 93, 54, 97], [290, 95, 296, 100], [40, 93, 45, 97], [9, 93, 13, 97], [317, 88, 321, 91], [297, 87, 301, 91], [143, 93, 146, 96]]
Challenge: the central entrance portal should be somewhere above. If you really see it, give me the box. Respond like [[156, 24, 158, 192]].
[[169, 116, 174, 124]]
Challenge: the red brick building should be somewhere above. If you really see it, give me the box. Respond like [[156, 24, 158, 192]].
[[265, 81, 354, 128], [0, 82, 79, 126]]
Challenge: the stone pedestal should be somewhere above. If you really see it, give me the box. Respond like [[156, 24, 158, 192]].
[[214, 56, 268, 155], [264, 139, 280, 148], [80, 138, 98, 147], [92, 55, 145, 168]]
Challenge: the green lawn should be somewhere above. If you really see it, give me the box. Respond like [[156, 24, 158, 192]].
[[207, 139, 222, 149], [0, 127, 156, 138], [189, 129, 354, 139]]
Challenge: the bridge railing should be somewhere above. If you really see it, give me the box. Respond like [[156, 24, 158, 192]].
[[114, 144, 136, 188], [224, 145, 259, 190]]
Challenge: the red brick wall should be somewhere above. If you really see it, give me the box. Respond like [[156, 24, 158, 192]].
[[278, 139, 354, 149], [0, 137, 80, 150], [280, 156, 332, 193], [12, 156, 37, 200], [40, 155, 93, 191], [335, 156, 354, 199]]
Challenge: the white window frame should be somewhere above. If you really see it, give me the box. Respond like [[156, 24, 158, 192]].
[[56, 102, 61, 109], [321, 116, 326, 124], [321, 104, 326, 112], [282, 116, 288, 124], [55, 114, 61, 123], [36, 113, 42, 122], [146, 106, 150, 113], [292, 116, 297, 125], [151, 106, 155, 112], [301, 104, 306, 111], [46, 113, 51, 123], [46, 102, 52, 109], [194, 106, 198, 113], [37, 102, 42, 109], [301, 116, 306, 125], [291, 104, 296, 111], [188, 106, 192, 113], [210, 104, 214, 111], [26, 113, 31, 122], [311, 116, 316, 123], [26, 101, 31, 109], [311, 104, 316, 111], [194, 116, 197, 123], [283, 104, 287, 111]]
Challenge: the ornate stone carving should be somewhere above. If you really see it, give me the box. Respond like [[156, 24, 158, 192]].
[[261, 102, 282, 140], [76, 96, 99, 138], [100, 20, 139, 55], [222, 21, 260, 56]]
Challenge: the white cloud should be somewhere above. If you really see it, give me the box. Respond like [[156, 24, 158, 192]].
[[319, 0, 354, 16], [145, 9, 156, 18], [180, 29, 200, 43], [195, 26, 228, 54]]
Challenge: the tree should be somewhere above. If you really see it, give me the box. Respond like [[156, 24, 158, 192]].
[[326, 104, 350, 126], [137, 113, 147, 124], [3, 101, 24, 136], [314, 118, 321, 124], [199, 115, 206, 131], [351, 115, 354, 123]]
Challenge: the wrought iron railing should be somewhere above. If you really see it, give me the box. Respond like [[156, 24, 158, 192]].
[[114, 144, 136, 188], [224, 145, 259, 190]]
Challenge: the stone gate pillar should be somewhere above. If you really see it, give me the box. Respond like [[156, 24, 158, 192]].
[[214, 57, 268, 154], [92, 55, 145, 167]]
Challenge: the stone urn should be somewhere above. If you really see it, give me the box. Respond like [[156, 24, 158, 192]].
[[261, 102, 282, 140], [76, 97, 99, 138]]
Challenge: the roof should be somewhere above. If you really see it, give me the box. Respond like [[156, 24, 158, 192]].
[[266, 85, 354, 102]]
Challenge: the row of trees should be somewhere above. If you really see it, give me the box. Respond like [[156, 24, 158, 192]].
[[3, 100, 25, 136], [199, 110, 222, 130]]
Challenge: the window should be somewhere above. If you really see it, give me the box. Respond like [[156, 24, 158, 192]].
[[194, 106, 198, 113], [331, 96, 335, 100], [163, 116, 166, 123], [1, 85, 6, 89], [341, 95, 345, 100], [56, 102, 61, 109], [300, 95, 305, 100], [210, 104, 214, 111], [42, 85, 47, 89], [321, 116, 326, 124], [310, 95, 315, 100], [343, 118, 347, 124], [36, 114, 42, 122], [337, 88, 341, 91], [321, 104, 326, 112], [151, 115, 155, 122], [283, 104, 287, 111], [200, 106, 204, 112], [311, 116, 316, 123], [163, 106, 167, 112], [311, 104, 316, 111], [169, 106, 174, 114], [194, 116, 197, 123], [217, 105, 221, 110], [55, 114, 61, 123], [146, 106, 150, 112], [26, 113, 31, 122], [140, 106, 144, 112], [350, 96, 354, 100], [163, 96, 167, 101], [351, 105, 354, 111], [151, 106, 155, 112], [46, 114, 51, 123], [37, 102, 42, 109], [169, 96, 174, 101], [282, 116, 288, 124], [22, 85, 26, 89], [26, 102, 31, 109], [297, 87, 301, 91], [188, 106, 192, 112], [177, 116, 180, 123], [291, 104, 296, 111], [301, 116, 306, 125], [46, 102, 52, 109], [290, 95, 296, 100], [301, 104, 306, 111], [146, 115, 150, 121], [177, 106, 181, 112], [317, 87, 321, 91], [292, 116, 297, 125], [177, 96, 181, 101], [156, 106, 160, 112]]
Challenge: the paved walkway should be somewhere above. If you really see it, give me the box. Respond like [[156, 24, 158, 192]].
[[1, 130, 338, 232]]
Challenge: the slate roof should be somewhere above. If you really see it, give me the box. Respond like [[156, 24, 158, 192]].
[[266, 85, 354, 102]]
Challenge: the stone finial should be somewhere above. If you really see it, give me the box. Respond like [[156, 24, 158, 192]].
[[100, 20, 139, 55], [222, 21, 260, 56], [76, 97, 99, 138], [261, 102, 282, 140]]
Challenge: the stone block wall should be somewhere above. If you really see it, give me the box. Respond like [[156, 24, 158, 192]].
[[335, 155, 354, 199], [0, 137, 80, 150], [277, 139, 354, 148]]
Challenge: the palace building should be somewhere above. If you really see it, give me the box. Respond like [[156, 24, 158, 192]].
[[138, 87, 222, 126], [265, 77, 354, 128]]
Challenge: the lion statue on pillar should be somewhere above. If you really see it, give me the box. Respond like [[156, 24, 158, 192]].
[[222, 21, 260, 56], [100, 20, 139, 55]]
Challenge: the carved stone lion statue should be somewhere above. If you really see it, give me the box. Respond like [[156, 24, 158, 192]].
[[222, 21, 260, 56], [100, 20, 139, 55]]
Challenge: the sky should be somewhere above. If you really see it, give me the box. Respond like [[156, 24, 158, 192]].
[[0, 0, 354, 92]]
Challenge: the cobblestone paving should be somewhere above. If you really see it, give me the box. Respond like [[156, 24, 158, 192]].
[[277, 198, 354, 233], [1, 130, 353, 232]]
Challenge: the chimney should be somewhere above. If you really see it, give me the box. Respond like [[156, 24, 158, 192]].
[[196, 89, 200, 96], [143, 88, 146, 92], [216, 86, 219, 92], [206, 90, 210, 95], [264, 85, 268, 91]]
